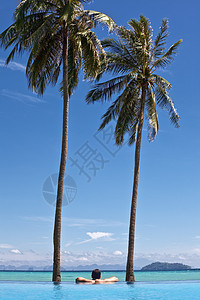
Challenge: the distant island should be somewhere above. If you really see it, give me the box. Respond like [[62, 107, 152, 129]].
[[0, 264, 126, 271], [141, 262, 191, 271], [0, 262, 194, 272]]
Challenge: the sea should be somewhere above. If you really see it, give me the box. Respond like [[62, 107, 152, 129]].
[[1, 270, 200, 282]]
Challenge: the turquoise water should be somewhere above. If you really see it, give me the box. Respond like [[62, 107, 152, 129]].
[[1, 270, 200, 282], [1, 281, 200, 300], [1, 271, 200, 300]]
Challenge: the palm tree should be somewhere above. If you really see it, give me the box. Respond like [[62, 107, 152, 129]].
[[86, 16, 182, 282], [0, 0, 115, 282]]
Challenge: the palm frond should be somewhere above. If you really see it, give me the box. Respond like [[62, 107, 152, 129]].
[[129, 16, 152, 46], [86, 75, 132, 103], [68, 34, 81, 95], [26, 29, 62, 94], [1, 12, 57, 66], [14, 0, 57, 27], [116, 26, 135, 46], [151, 74, 172, 90], [106, 53, 137, 75], [102, 37, 140, 74], [115, 86, 140, 145], [0, 23, 20, 50], [59, 0, 82, 23], [84, 10, 116, 31], [151, 18, 168, 59], [102, 37, 138, 70], [81, 30, 105, 80], [155, 85, 180, 127], [99, 98, 121, 130], [146, 86, 159, 141], [152, 39, 182, 69]]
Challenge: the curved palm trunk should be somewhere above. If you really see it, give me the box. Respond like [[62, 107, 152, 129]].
[[52, 27, 69, 282], [126, 85, 146, 282]]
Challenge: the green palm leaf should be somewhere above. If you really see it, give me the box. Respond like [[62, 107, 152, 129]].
[[155, 85, 180, 127], [86, 75, 132, 103], [146, 86, 159, 141], [152, 18, 169, 59], [84, 10, 115, 31], [152, 39, 182, 69]]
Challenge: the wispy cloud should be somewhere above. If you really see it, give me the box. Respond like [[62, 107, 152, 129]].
[[0, 59, 26, 72], [1, 89, 44, 104], [77, 232, 114, 245], [10, 249, 22, 254], [23, 216, 53, 222], [87, 232, 113, 240], [66, 218, 125, 228], [113, 250, 123, 256], [65, 242, 72, 248], [23, 216, 125, 228], [0, 244, 13, 249]]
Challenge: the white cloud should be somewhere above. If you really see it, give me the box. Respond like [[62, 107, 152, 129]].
[[0, 244, 13, 249], [79, 257, 88, 262], [192, 248, 200, 254], [178, 256, 186, 260], [3, 250, 200, 269], [77, 232, 114, 245], [10, 249, 22, 254], [113, 250, 123, 256], [0, 89, 44, 104], [0, 59, 26, 72], [62, 250, 126, 266], [87, 232, 113, 240], [194, 236, 200, 239]]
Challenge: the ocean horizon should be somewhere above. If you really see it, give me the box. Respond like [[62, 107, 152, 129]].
[[1, 270, 200, 282]]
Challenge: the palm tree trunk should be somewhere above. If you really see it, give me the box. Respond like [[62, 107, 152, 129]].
[[52, 27, 69, 282], [126, 84, 146, 282]]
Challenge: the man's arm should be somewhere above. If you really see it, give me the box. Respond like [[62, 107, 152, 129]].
[[95, 277, 119, 284], [75, 277, 94, 284]]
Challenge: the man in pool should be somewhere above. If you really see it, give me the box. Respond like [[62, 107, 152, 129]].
[[76, 269, 118, 284]]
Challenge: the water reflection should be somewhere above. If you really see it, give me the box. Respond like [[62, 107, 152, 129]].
[[126, 282, 135, 285], [52, 282, 64, 299]]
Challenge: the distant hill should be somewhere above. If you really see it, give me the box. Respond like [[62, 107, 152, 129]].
[[141, 262, 191, 271], [0, 264, 126, 271]]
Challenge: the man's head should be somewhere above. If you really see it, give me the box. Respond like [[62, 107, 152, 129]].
[[91, 269, 101, 280]]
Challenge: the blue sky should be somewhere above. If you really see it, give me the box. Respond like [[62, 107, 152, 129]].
[[0, 0, 200, 269]]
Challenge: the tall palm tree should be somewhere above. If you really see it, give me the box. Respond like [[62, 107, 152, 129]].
[[0, 0, 115, 282], [86, 16, 182, 282]]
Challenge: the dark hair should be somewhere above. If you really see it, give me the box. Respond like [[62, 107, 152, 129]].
[[91, 269, 101, 280]]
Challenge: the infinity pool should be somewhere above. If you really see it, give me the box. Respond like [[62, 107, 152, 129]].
[[1, 281, 200, 300]]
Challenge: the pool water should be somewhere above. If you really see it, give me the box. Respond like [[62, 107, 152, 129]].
[[0, 281, 200, 300]]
